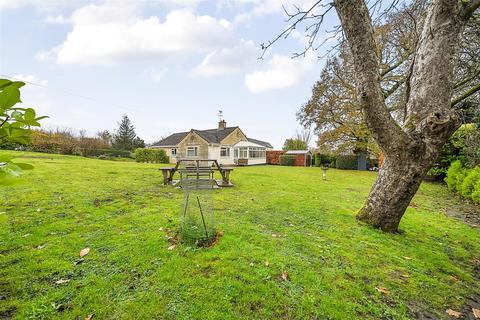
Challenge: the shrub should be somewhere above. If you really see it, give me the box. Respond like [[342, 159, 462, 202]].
[[314, 153, 333, 167], [445, 160, 463, 191], [279, 155, 296, 166], [134, 148, 169, 163], [429, 124, 480, 179], [446, 161, 480, 203], [335, 155, 358, 170], [94, 149, 132, 158], [134, 148, 148, 162], [78, 137, 108, 157], [459, 167, 480, 199], [472, 180, 480, 203]]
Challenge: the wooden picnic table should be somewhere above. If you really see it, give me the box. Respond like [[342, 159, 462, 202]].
[[160, 159, 234, 187]]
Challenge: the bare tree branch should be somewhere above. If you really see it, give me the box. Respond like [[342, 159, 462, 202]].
[[460, 0, 480, 20], [451, 82, 480, 106], [334, 0, 408, 155]]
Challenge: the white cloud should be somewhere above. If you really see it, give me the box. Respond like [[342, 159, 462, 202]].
[[38, 1, 234, 65], [0, 0, 75, 12], [44, 14, 70, 24], [244, 52, 315, 93], [232, 0, 319, 23], [0, 0, 37, 9], [191, 40, 259, 77], [13, 74, 48, 86]]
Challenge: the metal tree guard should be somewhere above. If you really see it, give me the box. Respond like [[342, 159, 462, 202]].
[[178, 160, 216, 246]]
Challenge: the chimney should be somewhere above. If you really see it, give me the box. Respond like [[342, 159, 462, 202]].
[[218, 119, 226, 130]]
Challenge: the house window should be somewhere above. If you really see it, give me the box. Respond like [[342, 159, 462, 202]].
[[248, 147, 266, 158], [186, 146, 198, 157], [234, 148, 238, 158], [171, 148, 177, 156], [220, 147, 230, 157], [239, 147, 248, 159]]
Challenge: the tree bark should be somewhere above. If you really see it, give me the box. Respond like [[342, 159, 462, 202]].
[[333, 0, 478, 232], [357, 152, 432, 232]]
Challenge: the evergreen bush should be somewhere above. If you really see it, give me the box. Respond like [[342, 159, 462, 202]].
[[459, 167, 480, 199], [335, 155, 358, 170], [445, 160, 463, 191], [314, 154, 333, 167], [279, 155, 296, 166], [445, 161, 480, 203], [134, 148, 169, 163]]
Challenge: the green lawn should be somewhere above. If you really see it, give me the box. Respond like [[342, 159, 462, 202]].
[[1, 151, 479, 319]]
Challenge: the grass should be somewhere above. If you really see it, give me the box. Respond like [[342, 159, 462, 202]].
[[1, 151, 479, 319]]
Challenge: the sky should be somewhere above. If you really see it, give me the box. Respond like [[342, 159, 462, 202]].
[[0, 0, 340, 149]]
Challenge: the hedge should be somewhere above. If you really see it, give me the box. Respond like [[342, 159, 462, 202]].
[[134, 148, 169, 163], [94, 149, 132, 158], [445, 160, 480, 203], [279, 155, 296, 166], [335, 155, 358, 170]]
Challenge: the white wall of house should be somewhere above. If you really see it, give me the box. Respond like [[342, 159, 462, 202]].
[[209, 145, 235, 165]]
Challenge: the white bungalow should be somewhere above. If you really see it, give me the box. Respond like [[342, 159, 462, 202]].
[[151, 120, 273, 165]]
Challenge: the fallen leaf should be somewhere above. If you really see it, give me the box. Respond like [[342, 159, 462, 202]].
[[36, 244, 46, 250], [79, 248, 90, 257], [166, 236, 178, 244], [22, 233, 31, 238], [158, 227, 164, 231], [375, 286, 390, 295], [472, 308, 480, 319], [249, 262, 254, 267], [167, 244, 176, 250], [265, 260, 270, 267], [85, 313, 94, 320], [55, 279, 70, 285], [403, 256, 412, 260], [281, 271, 289, 281], [446, 309, 463, 318], [451, 275, 460, 282]]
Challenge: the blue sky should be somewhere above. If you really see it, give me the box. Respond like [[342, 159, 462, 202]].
[[0, 0, 339, 148]]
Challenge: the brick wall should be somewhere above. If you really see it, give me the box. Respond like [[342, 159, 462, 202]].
[[293, 154, 306, 166], [266, 150, 284, 165]]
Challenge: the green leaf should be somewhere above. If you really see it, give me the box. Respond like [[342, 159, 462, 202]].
[[10, 81, 25, 89], [11, 110, 23, 120], [24, 108, 35, 121], [0, 79, 12, 89], [0, 86, 21, 109], [16, 163, 34, 170], [0, 162, 22, 177]]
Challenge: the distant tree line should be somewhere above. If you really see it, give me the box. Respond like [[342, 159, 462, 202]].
[[0, 114, 146, 159]]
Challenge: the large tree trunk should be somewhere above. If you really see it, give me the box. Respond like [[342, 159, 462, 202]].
[[357, 156, 430, 232], [333, 0, 477, 232]]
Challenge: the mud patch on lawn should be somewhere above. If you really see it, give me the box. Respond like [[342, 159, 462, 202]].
[[443, 197, 480, 227]]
